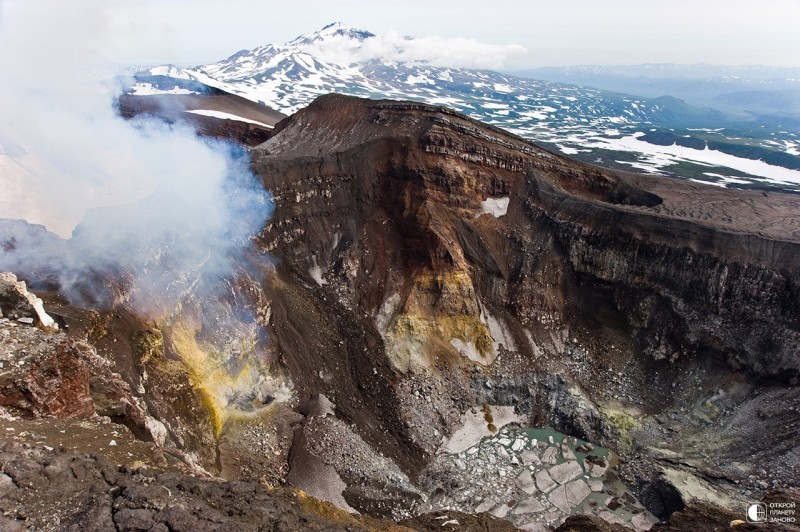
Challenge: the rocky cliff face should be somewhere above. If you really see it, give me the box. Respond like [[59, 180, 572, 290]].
[[2, 94, 799, 530], [249, 95, 800, 521]]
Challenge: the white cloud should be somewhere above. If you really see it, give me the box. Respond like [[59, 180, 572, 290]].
[[305, 31, 526, 70]]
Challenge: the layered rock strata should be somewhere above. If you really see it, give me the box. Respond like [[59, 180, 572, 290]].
[[250, 95, 800, 519]]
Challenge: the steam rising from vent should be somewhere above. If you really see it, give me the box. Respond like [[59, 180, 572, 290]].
[[0, 1, 272, 315]]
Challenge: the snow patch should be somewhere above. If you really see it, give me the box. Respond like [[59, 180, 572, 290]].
[[596, 133, 800, 185], [493, 83, 514, 93], [309, 255, 326, 286], [184, 109, 273, 128], [148, 65, 192, 79], [406, 73, 434, 85], [484, 311, 516, 354], [557, 145, 581, 155], [477, 197, 510, 218], [130, 83, 197, 96]]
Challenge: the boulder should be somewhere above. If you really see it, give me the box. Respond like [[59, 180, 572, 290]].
[[0, 273, 57, 332]]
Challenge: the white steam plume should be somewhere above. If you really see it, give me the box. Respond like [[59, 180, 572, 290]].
[[0, 0, 272, 315]]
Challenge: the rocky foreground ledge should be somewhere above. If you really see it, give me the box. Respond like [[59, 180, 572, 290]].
[[0, 441, 796, 531]]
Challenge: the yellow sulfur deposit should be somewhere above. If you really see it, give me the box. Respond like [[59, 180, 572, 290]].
[[166, 322, 285, 437], [384, 269, 497, 371]]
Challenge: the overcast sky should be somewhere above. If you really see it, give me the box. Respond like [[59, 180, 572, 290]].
[[2, 0, 800, 69]]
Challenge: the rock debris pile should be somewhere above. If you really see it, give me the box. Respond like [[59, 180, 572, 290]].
[[419, 425, 657, 531]]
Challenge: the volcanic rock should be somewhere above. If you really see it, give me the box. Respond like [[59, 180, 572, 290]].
[[0, 272, 57, 332], [3, 92, 800, 529], [247, 94, 800, 523], [0, 312, 146, 432], [0, 443, 397, 531], [118, 90, 285, 147]]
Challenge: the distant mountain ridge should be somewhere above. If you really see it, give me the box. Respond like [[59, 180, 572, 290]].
[[515, 63, 800, 118], [518, 63, 800, 79]]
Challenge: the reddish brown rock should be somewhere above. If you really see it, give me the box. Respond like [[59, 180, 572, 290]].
[[0, 318, 151, 440], [0, 331, 94, 419]]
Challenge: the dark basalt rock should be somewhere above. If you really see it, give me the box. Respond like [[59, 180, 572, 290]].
[[0, 444, 379, 531]]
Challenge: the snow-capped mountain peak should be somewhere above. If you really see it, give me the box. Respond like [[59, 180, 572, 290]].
[[193, 22, 528, 85], [193, 22, 382, 82], [289, 21, 376, 47]]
